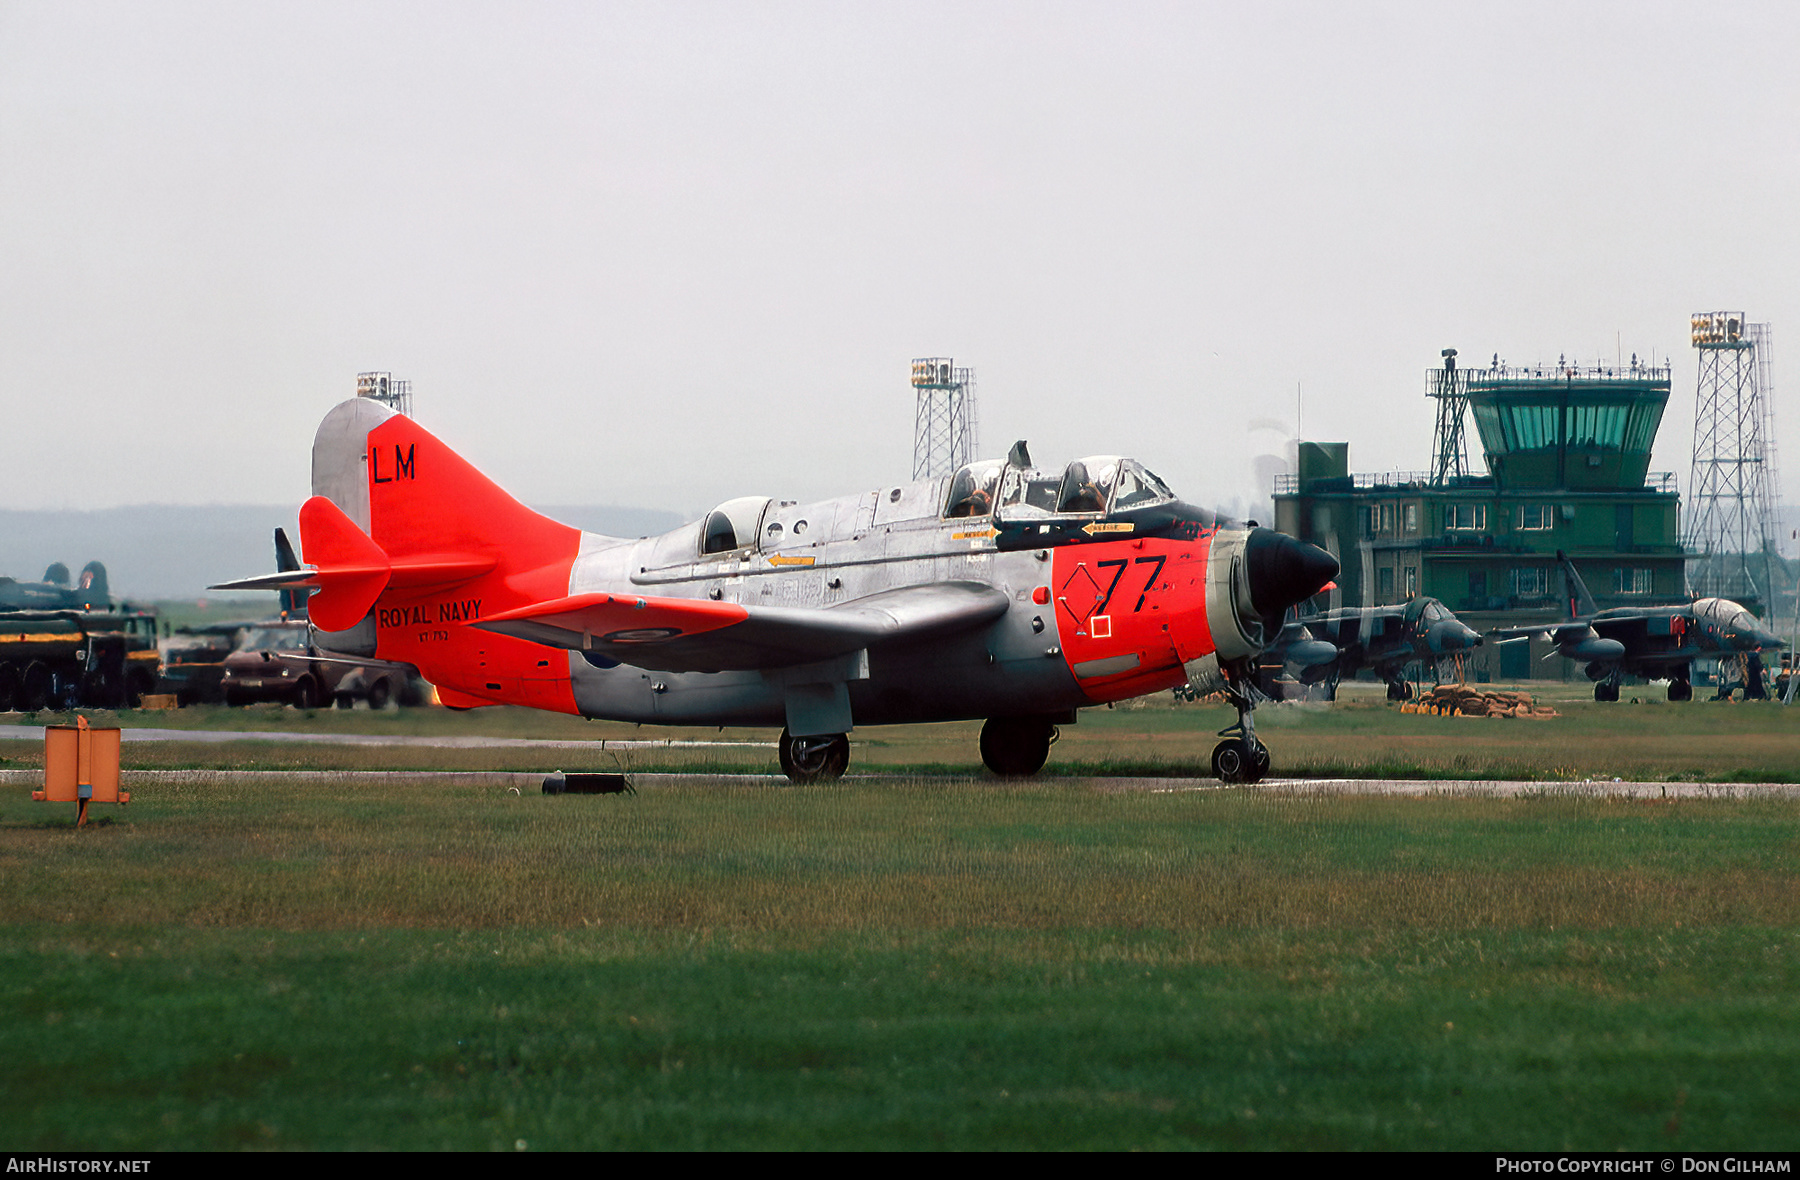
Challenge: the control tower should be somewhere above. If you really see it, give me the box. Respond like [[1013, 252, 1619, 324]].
[[1463, 356, 1670, 491]]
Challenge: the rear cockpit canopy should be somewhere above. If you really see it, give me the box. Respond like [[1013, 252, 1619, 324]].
[[700, 496, 772, 556], [944, 460, 1007, 519]]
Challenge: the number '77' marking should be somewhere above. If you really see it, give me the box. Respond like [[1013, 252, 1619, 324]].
[[1096, 555, 1166, 615]]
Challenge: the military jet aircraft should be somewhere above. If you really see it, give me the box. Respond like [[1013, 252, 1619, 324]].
[[216, 398, 1336, 782], [1491, 551, 1783, 701], [0, 561, 110, 611], [1257, 597, 1484, 701]]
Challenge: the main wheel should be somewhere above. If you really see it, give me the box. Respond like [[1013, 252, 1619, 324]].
[[0, 664, 17, 712], [1386, 681, 1413, 701], [979, 716, 1056, 778], [778, 729, 849, 783], [366, 678, 392, 710], [1668, 678, 1692, 702], [292, 677, 318, 710], [1594, 682, 1620, 702]]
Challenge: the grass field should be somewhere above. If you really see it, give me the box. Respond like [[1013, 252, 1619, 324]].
[[2, 693, 1798, 1150], [3, 681, 1798, 781]]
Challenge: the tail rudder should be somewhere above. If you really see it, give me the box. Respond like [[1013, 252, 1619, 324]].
[[1556, 550, 1598, 618], [274, 529, 304, 618]]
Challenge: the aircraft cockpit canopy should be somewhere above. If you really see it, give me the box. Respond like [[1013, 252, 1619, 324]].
[[1693, 597, 1755, 635], [700, 496, 772, 556], [996, 456, 1174, 519], [944, 460, 1007, 519]]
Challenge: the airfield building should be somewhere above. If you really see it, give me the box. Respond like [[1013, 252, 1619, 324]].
[[1274, 357, 1684, 681]]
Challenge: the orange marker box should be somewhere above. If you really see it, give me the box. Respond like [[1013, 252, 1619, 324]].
[[35, 718, 127, 821]]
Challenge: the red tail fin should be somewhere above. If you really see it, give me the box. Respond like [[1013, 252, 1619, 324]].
[[361, 413, 579, 595]]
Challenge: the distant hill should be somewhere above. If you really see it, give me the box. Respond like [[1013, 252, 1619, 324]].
[[0, 504, 688, 602]]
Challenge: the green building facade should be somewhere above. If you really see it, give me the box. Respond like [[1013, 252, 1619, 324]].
[[1273, 360, 1684, 681]]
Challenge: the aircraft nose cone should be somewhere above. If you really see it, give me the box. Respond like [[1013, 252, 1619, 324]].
[[1244, 528, 1338, 622], [1429, 621, 1483, 653]]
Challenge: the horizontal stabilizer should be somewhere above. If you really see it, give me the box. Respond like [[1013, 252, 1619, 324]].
[[475, 581, 1010, 673], [210, 496, 500, 631]]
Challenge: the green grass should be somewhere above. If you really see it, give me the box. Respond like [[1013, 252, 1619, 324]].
[[2, 777, 1799, 1149], [6, 682, 1800, 780]]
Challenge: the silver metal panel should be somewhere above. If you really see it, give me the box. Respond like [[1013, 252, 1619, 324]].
[[311, 398, 394, 531]]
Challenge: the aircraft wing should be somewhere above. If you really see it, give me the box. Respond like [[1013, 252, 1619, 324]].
[[472, 581, 1011, 673]]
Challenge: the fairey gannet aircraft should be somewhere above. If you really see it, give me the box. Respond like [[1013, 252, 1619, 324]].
[[218, 398, 1337, 782]]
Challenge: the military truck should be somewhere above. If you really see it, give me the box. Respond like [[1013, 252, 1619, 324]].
[[0, 609, 160, 711]]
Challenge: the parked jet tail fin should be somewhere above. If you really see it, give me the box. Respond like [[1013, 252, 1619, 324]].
[[274, 528, 305, 618], [1556, 550, 1599, 618]]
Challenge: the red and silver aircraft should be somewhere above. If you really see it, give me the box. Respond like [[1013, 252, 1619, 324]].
[[218, 399, 1337, 782]]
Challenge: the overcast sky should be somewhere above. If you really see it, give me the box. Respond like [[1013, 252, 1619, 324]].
[[3, 1, 1796, 522]]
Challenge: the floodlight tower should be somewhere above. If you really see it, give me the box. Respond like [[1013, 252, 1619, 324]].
[[1684, 312, 1780, 605], [910, 358, 978, 479], [1427, 348, 1472, 485], [357, 371, 414, 418]]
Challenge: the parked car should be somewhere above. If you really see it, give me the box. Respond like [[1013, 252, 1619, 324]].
[[221, 622, 420, 709]]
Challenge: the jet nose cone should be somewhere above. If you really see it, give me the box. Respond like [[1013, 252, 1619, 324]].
[[1429, 621, 1483, 653], [1244, 528, 1338, 621]]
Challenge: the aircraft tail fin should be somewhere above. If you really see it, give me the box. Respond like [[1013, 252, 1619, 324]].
[[305, 399, 582, 627], [274, 529, 305, 618], [1556, 550, 1598, 618], [76, 561, 108, 606]]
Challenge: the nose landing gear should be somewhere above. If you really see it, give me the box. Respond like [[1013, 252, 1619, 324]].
[[1211, 678, 1271, 784]]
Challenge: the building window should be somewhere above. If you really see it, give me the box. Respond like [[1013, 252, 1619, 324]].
[[1404, 567, 1418, 597], [1404, 504, 1418, 533], [1378, 567, 1395, 599], [1614, 567, 1654, 595], [1445, 504, 1488, 531], [1511, 567, 1550, 597], [1518, 504, 1554, 531], [1358, 506, 1372, 537], [1379, 503, 1395, 534]]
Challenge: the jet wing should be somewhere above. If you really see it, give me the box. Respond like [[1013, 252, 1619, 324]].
[[472, 581, 1011, 674], [1490, 621, 1595, 645]]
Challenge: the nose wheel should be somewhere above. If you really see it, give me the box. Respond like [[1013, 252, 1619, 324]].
[[1211, 737, 1270, 783], [1210, 674, 1272, 784]]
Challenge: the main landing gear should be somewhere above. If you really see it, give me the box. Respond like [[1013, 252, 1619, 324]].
[[1667, 676, 1692, 702], [980, 716, 1059, 777], [1211, 681, 1270, 784], [778, 729, 849, 784]]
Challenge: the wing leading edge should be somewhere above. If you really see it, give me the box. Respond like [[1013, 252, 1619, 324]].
[[473, 581, 1011, 674]]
